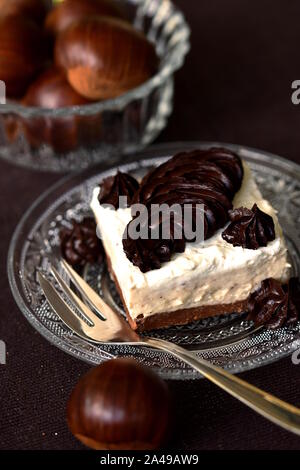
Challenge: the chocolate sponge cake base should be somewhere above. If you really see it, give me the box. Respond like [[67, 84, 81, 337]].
[[105, 255, 247, 332]]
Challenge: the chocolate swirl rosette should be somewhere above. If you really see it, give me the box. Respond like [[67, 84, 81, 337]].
[[60, 218, 103, 268], [99, 171, 139, 209], [247, 277, 300, 329], [222, 203, 275, 249]]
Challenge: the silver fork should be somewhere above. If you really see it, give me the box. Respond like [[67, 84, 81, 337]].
[[38, 259, 300, 436]]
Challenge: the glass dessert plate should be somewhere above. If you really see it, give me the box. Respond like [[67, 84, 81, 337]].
[[8, 142, 300, 380]]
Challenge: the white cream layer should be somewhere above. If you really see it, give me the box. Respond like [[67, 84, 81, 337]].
[[91, 163, 290, 320]]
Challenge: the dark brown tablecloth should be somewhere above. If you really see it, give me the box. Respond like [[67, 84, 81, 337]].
[[1, 0, 300, 450]]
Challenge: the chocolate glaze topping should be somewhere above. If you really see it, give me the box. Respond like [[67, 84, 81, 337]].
[[222, 203, 275, 249], [99, 171, 139, 209], [123, 148, 244, 272], [247, 277, 300, 329], [60, 218, 103, 268]]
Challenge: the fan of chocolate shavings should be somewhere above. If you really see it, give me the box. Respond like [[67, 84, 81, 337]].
[[123, 147, 244, 272]]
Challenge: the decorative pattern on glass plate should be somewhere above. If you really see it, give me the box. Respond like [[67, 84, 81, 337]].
[[8, 143, 300, 379]]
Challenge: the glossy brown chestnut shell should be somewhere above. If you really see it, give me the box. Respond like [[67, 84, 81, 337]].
[[0, 16, 47, 98], [45, 0, 125, 36], [67, 358, 172, 450], [0, 0, 52, 24], [4, 113, 20, 144], [22, 68, 102, 153], [55, 16, 159, 100]]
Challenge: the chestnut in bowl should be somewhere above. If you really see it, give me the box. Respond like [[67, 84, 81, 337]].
[[0, 0, 52, 24], [67, 358, 172, 450], [4, 113, 20, 144], [0, 16, 47, 98], [55, 16, 159, 100], [45, 0, 125, 36], [21, 68, 102, 153]]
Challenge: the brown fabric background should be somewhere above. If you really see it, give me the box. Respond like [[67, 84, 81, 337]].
[[0, 0, 300, 450]]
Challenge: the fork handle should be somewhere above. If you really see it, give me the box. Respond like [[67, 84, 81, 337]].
[[144, 337, 300, 436]]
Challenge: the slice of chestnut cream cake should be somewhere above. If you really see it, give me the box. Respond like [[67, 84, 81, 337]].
[[91, 148, 290, 331]]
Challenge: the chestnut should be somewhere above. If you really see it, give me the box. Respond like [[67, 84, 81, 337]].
[[22, 68, 102, 153], [67, 358, 172, 450], [55, 16, 159, 100], [4, 113, 20, 144], [45, 0, 125, 36], [0, 0, 52, 24], [0, 16, 47, 98]]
